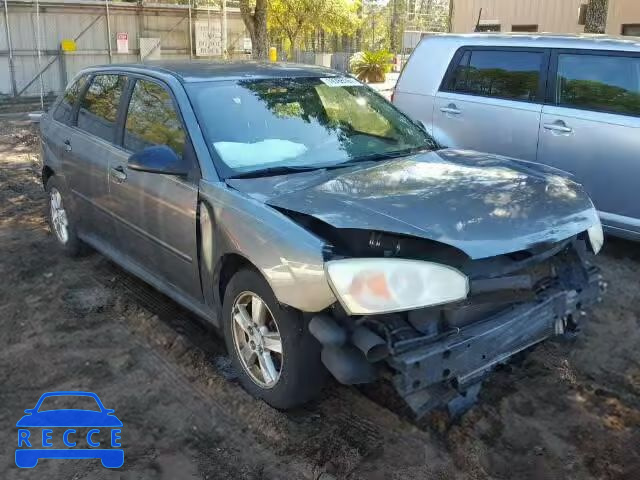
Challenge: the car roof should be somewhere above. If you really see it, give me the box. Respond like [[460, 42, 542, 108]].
[[425, 33, 640, 52], [81, 61, 343, 83]]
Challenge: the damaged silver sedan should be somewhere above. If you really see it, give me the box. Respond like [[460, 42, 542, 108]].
[[40, 63, 605, 416]]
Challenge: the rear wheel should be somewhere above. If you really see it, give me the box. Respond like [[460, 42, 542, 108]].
[[222, 268, 327, 409], [45, 176, 86, 256]]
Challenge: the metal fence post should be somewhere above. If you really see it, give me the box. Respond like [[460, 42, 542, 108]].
[[105, 0, 112, 63], [188, 0, 193, 59], [3, 0, 17, 97]]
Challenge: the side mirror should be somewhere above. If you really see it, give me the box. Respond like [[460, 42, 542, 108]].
[[128, 145, 188, 176]]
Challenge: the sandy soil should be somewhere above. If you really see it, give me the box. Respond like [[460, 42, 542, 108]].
[[1, 119, 639, 479]]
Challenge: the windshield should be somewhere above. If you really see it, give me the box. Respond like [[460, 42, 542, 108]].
[[187, 77, 438, 177]]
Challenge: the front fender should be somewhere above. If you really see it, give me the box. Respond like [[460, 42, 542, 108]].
[[199, 181, 337, 313]]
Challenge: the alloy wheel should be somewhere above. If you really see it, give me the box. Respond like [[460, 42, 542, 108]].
[[231, 291, 283, 388], [49, 187, 69, 244]]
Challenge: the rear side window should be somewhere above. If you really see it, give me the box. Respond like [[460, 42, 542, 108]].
[[77, 74, 127, 143], [555, 53, 640, 116], [53, 75, 87, 125], [123, 79, 186, 158], [446, 49, 544, 102]]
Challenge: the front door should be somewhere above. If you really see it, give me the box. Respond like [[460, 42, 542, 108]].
[[537, 50, 640, 236], [108, 77, 202, 301], [433, 47, 547, 162]]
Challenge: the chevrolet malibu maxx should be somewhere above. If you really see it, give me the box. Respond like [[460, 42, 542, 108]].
[[40, 62, 606, 416]]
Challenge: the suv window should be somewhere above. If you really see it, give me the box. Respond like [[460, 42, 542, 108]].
[[555, 53, 640, 116], [77, 74, 127, 143], [123, 79, 186, 158], [447, 49, 543, 102], [53, 75, 88, 125]]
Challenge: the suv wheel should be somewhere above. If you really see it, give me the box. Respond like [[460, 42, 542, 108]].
[[222, 268, 327, 409], [45, 176, 85, 256]]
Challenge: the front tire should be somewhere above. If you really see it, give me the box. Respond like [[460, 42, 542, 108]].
[[45, 176, 85, 257], [222, 268, 327, 409]]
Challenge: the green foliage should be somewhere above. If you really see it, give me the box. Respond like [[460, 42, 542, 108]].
[[268, 0, 360, 54], [349, 50, 393, 83]]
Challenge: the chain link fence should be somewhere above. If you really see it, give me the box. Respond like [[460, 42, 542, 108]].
[[1, 0, 386, 111]]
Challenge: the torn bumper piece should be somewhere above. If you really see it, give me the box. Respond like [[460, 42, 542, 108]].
[[310, 265, 604, 417]]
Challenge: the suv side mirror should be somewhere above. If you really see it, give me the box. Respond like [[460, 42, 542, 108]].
[[128, 145, 188, 176]]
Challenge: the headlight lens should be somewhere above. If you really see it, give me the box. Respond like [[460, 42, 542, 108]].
[[588, 220, 604, 255], [325, 258, 469, 315]]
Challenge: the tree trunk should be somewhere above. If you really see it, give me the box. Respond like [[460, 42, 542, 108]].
[[585, 0, 608, 34], [239, 0, 268, 59], [389, 0, 397, 53]]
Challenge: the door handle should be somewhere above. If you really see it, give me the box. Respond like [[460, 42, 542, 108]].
[[63, 139, 72, 152], [110, 166, 127, 183], [440, 104, 461, 115], [543, 121, 573, 134]]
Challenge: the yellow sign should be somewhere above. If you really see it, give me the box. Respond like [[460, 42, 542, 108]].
[[60, 39, 77, 52], [269, 47, 277, 62]]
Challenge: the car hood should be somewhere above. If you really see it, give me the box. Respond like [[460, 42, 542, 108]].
[[226, 149, 600, 259], [16, 410, 123, 427]]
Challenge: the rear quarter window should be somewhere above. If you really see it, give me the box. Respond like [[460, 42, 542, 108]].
[[53, 76, 88, 126]]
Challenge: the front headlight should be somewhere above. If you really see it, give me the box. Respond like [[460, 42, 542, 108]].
[[587, 219, 604, 255], [325, 258, 469, 315]]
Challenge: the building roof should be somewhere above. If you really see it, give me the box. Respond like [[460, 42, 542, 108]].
[[87, 61, 341, 83]]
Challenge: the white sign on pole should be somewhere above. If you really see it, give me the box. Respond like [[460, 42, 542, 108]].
[[195, 20, 222, 56], [243, 37, 252, 53], [116, 32, 129, 54]]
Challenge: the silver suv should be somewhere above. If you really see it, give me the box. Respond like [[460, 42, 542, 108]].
[[394, 34, 640, 240], [41, 62, 605, 417]]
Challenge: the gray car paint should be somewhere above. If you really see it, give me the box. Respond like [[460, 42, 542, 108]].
[[227, 149, 599, 260], [41, 62, 601, 326]]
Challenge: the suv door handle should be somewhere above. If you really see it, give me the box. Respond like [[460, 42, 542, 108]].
[[440, 104, 461, 115], [110, 166, 127, 183], [543, 121, 573, 134], [63, 139, 72, 152]]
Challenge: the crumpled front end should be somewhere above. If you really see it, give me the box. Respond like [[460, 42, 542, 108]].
[[309, 237, 606, 417]]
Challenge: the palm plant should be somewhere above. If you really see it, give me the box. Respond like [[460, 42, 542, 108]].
[[349, 50, 393, 83]]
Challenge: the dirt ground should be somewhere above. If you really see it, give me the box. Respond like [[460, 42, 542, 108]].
[[1, 118, 639, 480]]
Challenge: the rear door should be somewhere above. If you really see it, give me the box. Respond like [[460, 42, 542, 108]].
[[43, 75, 89, 172], [65, 73, 129, 243], [108, 76, 202, 300], [433, 47, 548, 161], [538, 50, 640, 236]]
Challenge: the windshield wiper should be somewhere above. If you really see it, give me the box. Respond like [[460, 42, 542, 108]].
[[228, 165, 322, 179], [339, 146, 431, 166]]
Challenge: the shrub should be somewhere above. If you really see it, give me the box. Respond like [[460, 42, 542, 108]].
[[349, 50, 393, 83]]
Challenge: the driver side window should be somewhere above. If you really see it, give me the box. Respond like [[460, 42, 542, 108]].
[[123, 79, 186, 158]]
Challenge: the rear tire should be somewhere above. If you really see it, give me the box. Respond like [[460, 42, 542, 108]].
[[45, 176, 86, 257], [222, 268, 327, 409]]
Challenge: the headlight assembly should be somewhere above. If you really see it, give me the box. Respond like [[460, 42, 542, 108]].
[[587, 220, 604, 255], [325, 258, 469, 315]]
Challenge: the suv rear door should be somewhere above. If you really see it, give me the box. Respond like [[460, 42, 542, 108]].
[[434, 47, 549, 161], [538, 50, 640, 238]]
